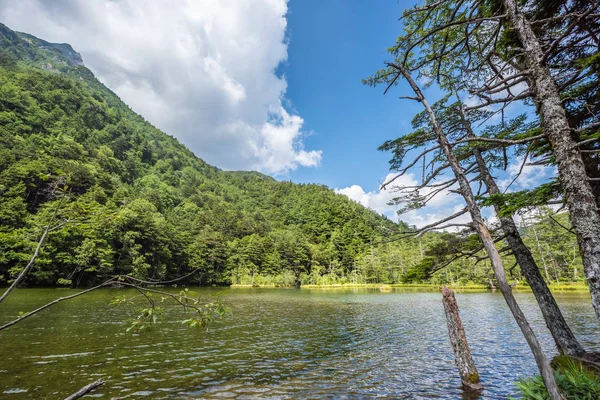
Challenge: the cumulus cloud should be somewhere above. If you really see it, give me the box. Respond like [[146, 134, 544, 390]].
[[0, 0, 321, 175], [335, 173, 472, 230]]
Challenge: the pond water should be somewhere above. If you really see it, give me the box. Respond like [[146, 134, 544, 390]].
[[0, 287, 598, 399]]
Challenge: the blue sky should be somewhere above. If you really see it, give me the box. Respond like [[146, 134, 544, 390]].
[[283, 0, 416, 191], [281, 0, 553, 227], [281, 0, 469, 226]]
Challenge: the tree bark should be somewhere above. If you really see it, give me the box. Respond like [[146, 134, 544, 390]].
[[457, 103, 585, 356], [502, 0, 600, 323], [441, 286, 483, 391], [397, 67, 562, 400]]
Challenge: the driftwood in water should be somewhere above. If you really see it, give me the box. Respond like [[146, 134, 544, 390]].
[[64, 379, 105, 400], [442, 286, 483, 391]]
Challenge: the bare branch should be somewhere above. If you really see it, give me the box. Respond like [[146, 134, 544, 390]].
[[402, 15, 507, 67], [119, 269, 202, 286], [384, 71, 401, 95], [0, 226, 51, 305], [451, 133, 547, 146], [399, 95, 423, 101], [429, 234, 508, 275], [0, 279, 117, 332], [465, 91, 532, 110], [543, 2, 600, 61], [417, 223, 474, 235], [503, 150, 531, 194], [547, 215, 576, 235], [415, 207, 470, 233], [576, 121, 600, 133], [381, 145, 441, 190], [570, 137, 599, 149]]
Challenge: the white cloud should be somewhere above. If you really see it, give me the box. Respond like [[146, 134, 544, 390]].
[[499, 156, 557, 192], [0, 0, 321, 175], [335, 173, 472, 230]]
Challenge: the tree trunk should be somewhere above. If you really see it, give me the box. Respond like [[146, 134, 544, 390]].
[[502, 0, 600, 323], [459, 105, 585, 356], [532, 222, 551, 283], [398, 67, 562, 399], [547, 244, 560, 284], [442, 286, 483, 391]]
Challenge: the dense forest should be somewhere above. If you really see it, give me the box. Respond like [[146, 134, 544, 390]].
[[0, 22, 589, 290], [0, 23, 407, 287]]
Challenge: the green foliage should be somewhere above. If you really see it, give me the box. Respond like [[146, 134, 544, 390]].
[[126, 306, 164, 333], [480, 182, 561, 217], [180, 291, 230, 330], [0, 23, 588, 289], [402, 256, 436, 282], [514, 357, 600, 400], [111, 288, 229, 333], [0, 24, 406, 288]]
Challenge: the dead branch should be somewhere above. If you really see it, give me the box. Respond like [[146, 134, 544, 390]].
[[64, 380, 106, 400], [503, 149, 531, 193], [452, 134, 547, 146], [381, 145, 442, 189], [402, 15, 507, 67], [0, 270, 207, 333]]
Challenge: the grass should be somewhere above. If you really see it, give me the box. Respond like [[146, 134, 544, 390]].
[[514, 356, 600, 399], [230, 284, 280, 288], [230, 282, 590, 291], [511, 282, 589, 292], [232, 283, 488, 290]]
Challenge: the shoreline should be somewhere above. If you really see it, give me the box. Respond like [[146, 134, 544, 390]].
[[229, 283, 590, 291], [1, 283, 589, 292]]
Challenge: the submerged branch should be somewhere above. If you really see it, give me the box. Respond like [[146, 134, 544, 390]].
[[64, 380, 106, 400]]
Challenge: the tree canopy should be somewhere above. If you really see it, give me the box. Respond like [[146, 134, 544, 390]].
[[0, 23, 410, 288]]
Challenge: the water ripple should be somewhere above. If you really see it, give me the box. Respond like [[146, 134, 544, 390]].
[[0, 288, 598, 398]]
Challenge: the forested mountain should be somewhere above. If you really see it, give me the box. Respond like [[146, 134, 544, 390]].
[[0, 23, 408, 287], [0, 23, 587, 289]]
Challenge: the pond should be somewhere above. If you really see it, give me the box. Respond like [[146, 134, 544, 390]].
[[0, 287, 598, 399]]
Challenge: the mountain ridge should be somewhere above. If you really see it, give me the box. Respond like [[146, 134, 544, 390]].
[[0, 23, 404, 287]]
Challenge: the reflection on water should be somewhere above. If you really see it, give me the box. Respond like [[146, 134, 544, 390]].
[[0, 288, 598, 399]]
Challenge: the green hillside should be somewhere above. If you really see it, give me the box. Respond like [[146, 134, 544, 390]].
[[0, 23, 406, 287]]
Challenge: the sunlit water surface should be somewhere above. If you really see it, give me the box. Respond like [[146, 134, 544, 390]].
[[0, 287, 598, 399]]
